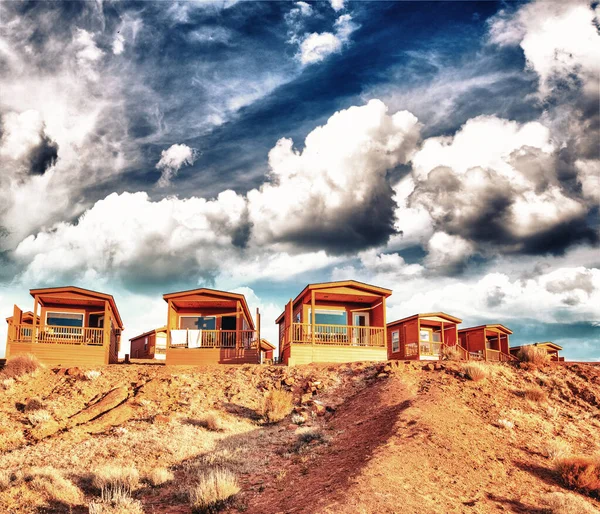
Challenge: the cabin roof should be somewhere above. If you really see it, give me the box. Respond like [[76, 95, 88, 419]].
[[259, 338, 276, 351], [458, 324, 513, 335], [129, 326, 168, 342], [29, 286, 124, 329], [163, 288, 255, 330], [511, 341, 563, 352], [387, 312, 463, 326], [275, 280, 392, 323], [5, 311, 38, 323]]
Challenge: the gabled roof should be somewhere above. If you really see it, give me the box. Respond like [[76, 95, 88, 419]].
[[29, 286, 124, 329], [129, 326, 168, 342], [511, 341, 563, 352], [458, 324, 513, 335], [387, 312, 463, 326], [275, 280, 392, 323], [5, 311, 38, 324], [259, 338, 276, 351], [163, 288, 255, 330]]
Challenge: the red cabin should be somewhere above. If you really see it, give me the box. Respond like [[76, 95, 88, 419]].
[[458, 324, 514, 362]]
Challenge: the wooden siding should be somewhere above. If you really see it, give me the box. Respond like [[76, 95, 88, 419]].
[[287, 344, 387, 366], [9, 342, 105, 367], [166, 347, 259, 365]]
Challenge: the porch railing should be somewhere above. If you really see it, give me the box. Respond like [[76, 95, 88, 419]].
[[9, 324, 105, 346], [420, 341, 442, 357], [169, 329, 257, 349], [289, 323, 385, 347]]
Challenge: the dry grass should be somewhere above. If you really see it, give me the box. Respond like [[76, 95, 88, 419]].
[[0, 469, 10, 491], [24, 466, 83, 506], [260, 388, 293, 423], [27, 409, 52, 426], [542, 491, 599, 513], [146, 467, 174, 487], [23, 398, 45, 412], [92, 465, 140, 502], [524, 386, 547, 403], [555, 456, 600, 498], [464, 362, 489, 382], [292, 428, 325, 454], [200, 412, 224, 432], [544, 439, 570, 461], [0, 354, 41, 379], [441, 345, 463, 361], [189, 468, 240, 513], [517, 345, 550, 365], [88, 497, 145, 514]]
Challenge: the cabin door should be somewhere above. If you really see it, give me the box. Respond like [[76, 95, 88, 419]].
[[222, 316, 237, 347], [352, 312, 369, 346]]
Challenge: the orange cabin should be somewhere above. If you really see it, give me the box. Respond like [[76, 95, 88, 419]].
[[258, 338, 276, 364], [129, 326, 167, 360], [458, 324, 514, 362], [509, 342, 564, 362], [164, 288, 260, 365], [5, 286, 124, 367], [387, 312, 463, 361], [276, 280, 392, 366]]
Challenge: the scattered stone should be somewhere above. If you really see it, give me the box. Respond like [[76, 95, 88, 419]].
[[28, 420, 61, 441], [423, 364, 434, 371], [153, 414, 172, 424], [67, 386, 129, 428], [301, 393, 313, 405], [377, 373, 389, 379]]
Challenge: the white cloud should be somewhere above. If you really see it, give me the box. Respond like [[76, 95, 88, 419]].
[[575, 159, 600, 203], [296, 14, 358, 65], [489, 1, 600, 99], [156, 144, 198, 186], [295, 2, 313, 17], [424, 232, 475, 272], [112, 34, 125, 55], [330, 0, 345, 12]]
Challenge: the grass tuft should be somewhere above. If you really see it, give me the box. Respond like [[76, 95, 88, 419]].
[[24, 466, 83, 505], [189, 468, 240, 513], [1, 354, 42, 379], [260, 388, 293, 423], [92, 465, 139, 503], [524, 386, 547, 403], [463, 362, 489, 382], [88, 497, 144, 514], [542, 491, 598, 514], [555, 456, 600, 498], [146, 467, 174, 487], [517, 345, 550, 365]]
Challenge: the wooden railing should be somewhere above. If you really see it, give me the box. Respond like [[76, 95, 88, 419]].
[[469, 350, 485, 360], [169, 329, 256, 349], [9, 324, 105, 346], [420, 341, 442, 357], [289, 323, 385, 347]]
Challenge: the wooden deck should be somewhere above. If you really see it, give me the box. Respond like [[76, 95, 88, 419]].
[[8, 342, 106, 367]]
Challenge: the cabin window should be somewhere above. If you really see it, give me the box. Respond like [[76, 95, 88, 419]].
[[144, 337, 148, 351], [419, 329, 431, 341], [391, 331, 399, 352], [46, 311, 84, 327], [308, 309, 347, 326], [179, 316, 216, 330], [432, 331, 442, 343]]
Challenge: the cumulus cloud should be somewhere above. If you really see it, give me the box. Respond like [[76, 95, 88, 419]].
[[296, 14, 358, 65], [330, 0, 345, 12], [156, 143, 198, 186], [247, 99, 421, 253]]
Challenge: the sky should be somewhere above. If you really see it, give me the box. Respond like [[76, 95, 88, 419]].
[[0, 0, 599, 361]]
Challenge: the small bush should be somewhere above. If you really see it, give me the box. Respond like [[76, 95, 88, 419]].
[[146, 467, 174, 487], [260, 388, 293, 423], [555, 456, 600, 498], [544, 440, 570, 461], [542, 491, 598, 514], [1, 354, 42, 379], [291, 413, 306, 425], [496, 418, 514, 430], [24, 467, 83, 505], [0, 469, 10, 491], [442, 345, 463, 361], [85, 370, 102, 381], [524, 386, 547, 403], [517, 345, 550, 365], [89, 497, 144, 514], [292, 428, 325, 453], [92, 465, 139, 502], [464, 362, 489, 382], [27, 409, 52, 426], [201, 412, 224, 432], [24, 398, 45, 412], [189, 468, 240, 513]]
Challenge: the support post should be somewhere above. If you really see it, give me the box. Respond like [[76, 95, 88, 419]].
[[256, 307, 261, 364], [311, 290, 315, 347], [103, 300, 111, 364], [440, 321, 445, 361], [236, 300, 241, 351], [417, 318, 421, 360], [381, 296, 387, 347], [32, 295, 39, 345]]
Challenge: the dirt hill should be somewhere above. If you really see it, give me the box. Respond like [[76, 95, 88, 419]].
[[0, 359, 599, 513]]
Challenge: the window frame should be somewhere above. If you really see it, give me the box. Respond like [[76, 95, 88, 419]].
[[45, 310, 85, 328], [391, 330, 400, 353]]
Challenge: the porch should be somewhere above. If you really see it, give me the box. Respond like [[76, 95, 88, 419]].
[[288, 323, 386, 347]]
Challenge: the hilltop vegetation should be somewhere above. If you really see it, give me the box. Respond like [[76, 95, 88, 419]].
[[0, 357, 599, 513]]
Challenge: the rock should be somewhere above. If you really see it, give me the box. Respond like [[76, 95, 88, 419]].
[[67, 386, 129, 428], [301, 393, 313, 405], [383, 365, 392, 373], [283, 376, 295, 386], [28, 420, 61, 441], [286, 424, 297, 431], [84, 403, 137, 434], [312, 402, 326, 416], [54, 368, 68, 376], [423, 363, 434, 371], [293, 406, 304, 414], [153, 414, 172, 424], [377, 373, 389, 379], [66, 367, 84, 378], [434, 363, 442, 371]]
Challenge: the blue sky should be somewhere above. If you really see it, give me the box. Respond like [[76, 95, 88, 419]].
[[0, 0, 598, 359]]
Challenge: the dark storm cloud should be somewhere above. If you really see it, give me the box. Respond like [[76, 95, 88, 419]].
[[27, 130, 58, 174]]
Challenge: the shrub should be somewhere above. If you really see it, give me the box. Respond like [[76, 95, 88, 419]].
[[24, 466, 83, 505], [291, 413, 306, 425], [92, 465, 139, 502], [524, 386, 547, 403], [260, 388, 293, 423], [1, 354, 42, 379], [441, 345, 463, 361], [542, 491, 598, 514], [517, 345, 550, 365], [291, 428, 325, 453], [24, 398, 45, 412], [27, 409, 52, 426], [555, 456, 600, 497], [189, 468, 240, 513], [464, 362, 489, 382], [201, 412, 224, 432], [85, 370, 102, 381], [88, 497, 144, 514], [544, 440, 570, 461], [146, 467, 174, 487]]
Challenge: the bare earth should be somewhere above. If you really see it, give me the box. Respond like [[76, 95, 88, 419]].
[[0, 360, 599, 513]]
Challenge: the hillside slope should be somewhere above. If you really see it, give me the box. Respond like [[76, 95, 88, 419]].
[[0, 360, 599, 513]]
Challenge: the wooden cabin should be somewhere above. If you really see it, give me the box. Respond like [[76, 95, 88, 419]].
[[129, 326, 167, 360], [5, 286, 124, 366], [276, 280, 391, 366], [510, 342, 564, 362], [258, 339, 276, 364], [458, 324, 514, 362], [164, 288, 260, 365], [387, 312, 464, 361]]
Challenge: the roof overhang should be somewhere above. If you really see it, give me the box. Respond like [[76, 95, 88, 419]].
[[259, 338, 276, 351], [388, 312, 463, 327], [458, 324, 513, 335], [129, 326, 168, 342], [29, 286, 124, 329]]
